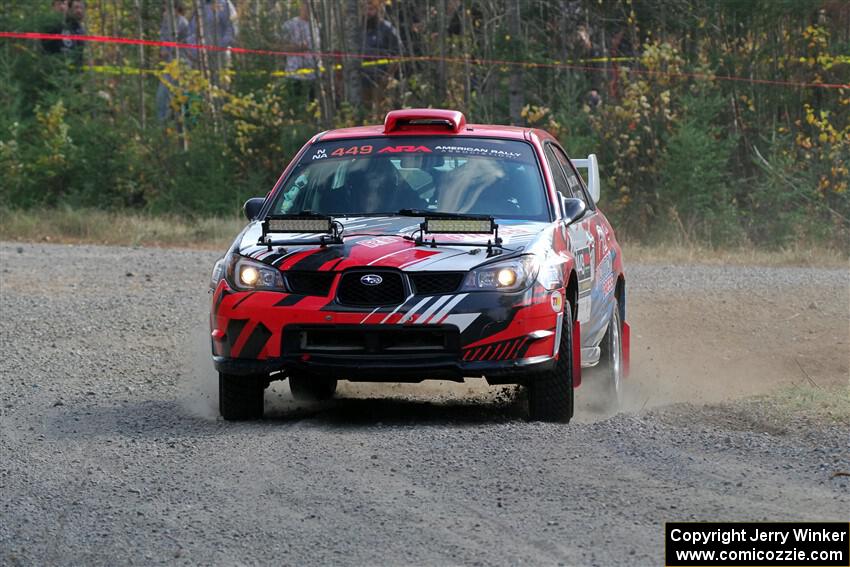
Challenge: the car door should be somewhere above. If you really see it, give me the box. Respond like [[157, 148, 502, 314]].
[[543, 144, 596, 328], [553, 144, 618, 349]]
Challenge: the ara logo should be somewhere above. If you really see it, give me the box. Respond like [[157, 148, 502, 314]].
[[360, 274, 383, 286], [377, 145, 432, 154]]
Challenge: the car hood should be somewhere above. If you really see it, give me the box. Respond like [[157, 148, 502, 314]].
[[236, 216, 552, 272]]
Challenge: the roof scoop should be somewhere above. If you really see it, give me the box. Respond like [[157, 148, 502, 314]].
[[383, 109, 467, 134]]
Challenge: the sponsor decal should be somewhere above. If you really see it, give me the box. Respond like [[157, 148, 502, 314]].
[[331, 145, 373, 156], [377, 145, 432, 154], [594, 223, 610, 260], [575, 246, 593, 286], [434, 145, 522, 159], [312, 148, 327, 160], [601, 273, 615, 296], [358, 236, 399, 248], [574, 241, 594, 322]]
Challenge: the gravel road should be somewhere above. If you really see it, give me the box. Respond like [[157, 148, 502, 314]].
[[1, 242, 848, 566]]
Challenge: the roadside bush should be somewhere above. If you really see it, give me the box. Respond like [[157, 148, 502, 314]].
[[657, 94, 740, 246]]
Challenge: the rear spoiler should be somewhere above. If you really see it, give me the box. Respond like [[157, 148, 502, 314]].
[[571, 154, 600, 204]]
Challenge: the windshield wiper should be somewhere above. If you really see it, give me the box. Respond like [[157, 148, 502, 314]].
[[394, 208, 491, 219]]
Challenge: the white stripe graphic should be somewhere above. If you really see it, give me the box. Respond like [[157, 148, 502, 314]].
[[414, 295, 452, 324], [367, 248, 410, 266], [442, 313, 479, 332], [397, 297, 433, 324], [379, 294, 415, 324], [398, 256, 434, 269], [360, 306, 382, 325], [271, 250, 302, 265], [432, 293, 469, 324]]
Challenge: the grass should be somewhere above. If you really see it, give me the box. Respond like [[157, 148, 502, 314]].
[[756, 384, 850, 426], [625, 242, 849, 268], [0, 207, 243, 249], [1, 207, 848, 267]]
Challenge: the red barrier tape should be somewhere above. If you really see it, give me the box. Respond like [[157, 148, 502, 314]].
[[1, 31, 847, 90]]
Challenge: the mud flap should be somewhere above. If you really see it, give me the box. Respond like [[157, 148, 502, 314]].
[[622, 321, 630, 378], [572, 320, 581, 388]]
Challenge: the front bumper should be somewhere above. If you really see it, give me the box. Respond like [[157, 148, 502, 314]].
[[210, 279, 564, 383], [213, 351, 556, 383]]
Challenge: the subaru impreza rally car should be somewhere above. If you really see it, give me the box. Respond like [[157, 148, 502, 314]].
[[209, 109, 629, 422]]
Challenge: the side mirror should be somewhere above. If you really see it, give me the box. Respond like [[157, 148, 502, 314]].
[[561, 196, 587, 225], [243, 197, 265, 220]]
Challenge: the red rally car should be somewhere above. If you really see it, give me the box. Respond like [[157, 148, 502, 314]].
[[209, 109, 629, 422]]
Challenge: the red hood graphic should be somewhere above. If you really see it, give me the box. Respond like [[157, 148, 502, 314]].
[[237, 217, 548, 272]]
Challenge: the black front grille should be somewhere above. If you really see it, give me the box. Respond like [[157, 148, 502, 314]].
[[337, 271, 405, 306], [285, 271, 336, 296], [283, 326, 460, 355], [410, 272, 464, 295]]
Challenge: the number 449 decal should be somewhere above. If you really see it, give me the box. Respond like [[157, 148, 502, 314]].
[[330, 145, 373, 156], [314, 144, 433, 160]]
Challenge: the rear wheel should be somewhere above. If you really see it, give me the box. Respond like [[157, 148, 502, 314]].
[[288, 372, 338, 401], [596, 297, 624, 411], [219, 373, 266, 421], [527, 302, 575, 423]]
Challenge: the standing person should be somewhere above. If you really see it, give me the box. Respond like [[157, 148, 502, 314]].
[[573, 24, 603, 108], [186, 0, 236, 86], [41, 0, 85, 66], [360, 0, 402, 112], [280, 0, 321, 102], [65, 0, 86, 67], [608, 27, 635, 100], [41, 0, 69, 56], [156, 1, 190, 123]]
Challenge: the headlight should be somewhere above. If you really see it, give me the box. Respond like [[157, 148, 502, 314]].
[[212, 254, 285, 291], [462, 256, 538, 292]]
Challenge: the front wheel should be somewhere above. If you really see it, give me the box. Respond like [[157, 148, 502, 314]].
[[219, 373, 266, 421], [526, 302, 575, 423], [288, 372, 338, 401]]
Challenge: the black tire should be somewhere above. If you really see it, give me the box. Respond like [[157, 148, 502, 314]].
[[219, 373, 266, 421], [288, 372, 338, 401], [595, 297, 624, 412], [527, 302, 575, 423]]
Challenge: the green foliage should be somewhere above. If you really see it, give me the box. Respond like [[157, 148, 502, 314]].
[[0, 0, 847, 250], [657, 94, 740, 245]]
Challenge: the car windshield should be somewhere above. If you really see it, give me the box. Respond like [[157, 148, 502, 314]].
[[269, 137, 549, 222]]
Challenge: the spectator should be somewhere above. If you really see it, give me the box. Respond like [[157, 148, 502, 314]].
[[608, 28, 636, 100], [65, 0, 86, 66], [572, 24, 603, 108], [186, 0, 236, 85], [156, 1, 190, 123], [280, 0, 321, 101], [41, 0, 84, 65], [360, 0, 402, 111], [41, 0, 68, 56]]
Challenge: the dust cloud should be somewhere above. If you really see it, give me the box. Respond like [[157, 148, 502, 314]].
[[178, 281, 849, 421]]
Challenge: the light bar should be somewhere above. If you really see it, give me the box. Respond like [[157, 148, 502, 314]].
[[266, 217, 332, 233], [424, 217, 495, 234]]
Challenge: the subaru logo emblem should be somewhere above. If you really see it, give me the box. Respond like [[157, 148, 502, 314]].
[[360, 274, 383, 286]]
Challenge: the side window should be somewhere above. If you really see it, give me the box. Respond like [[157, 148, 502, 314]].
[[553, 145, 594, 209], [544, 145, 571, 198]]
